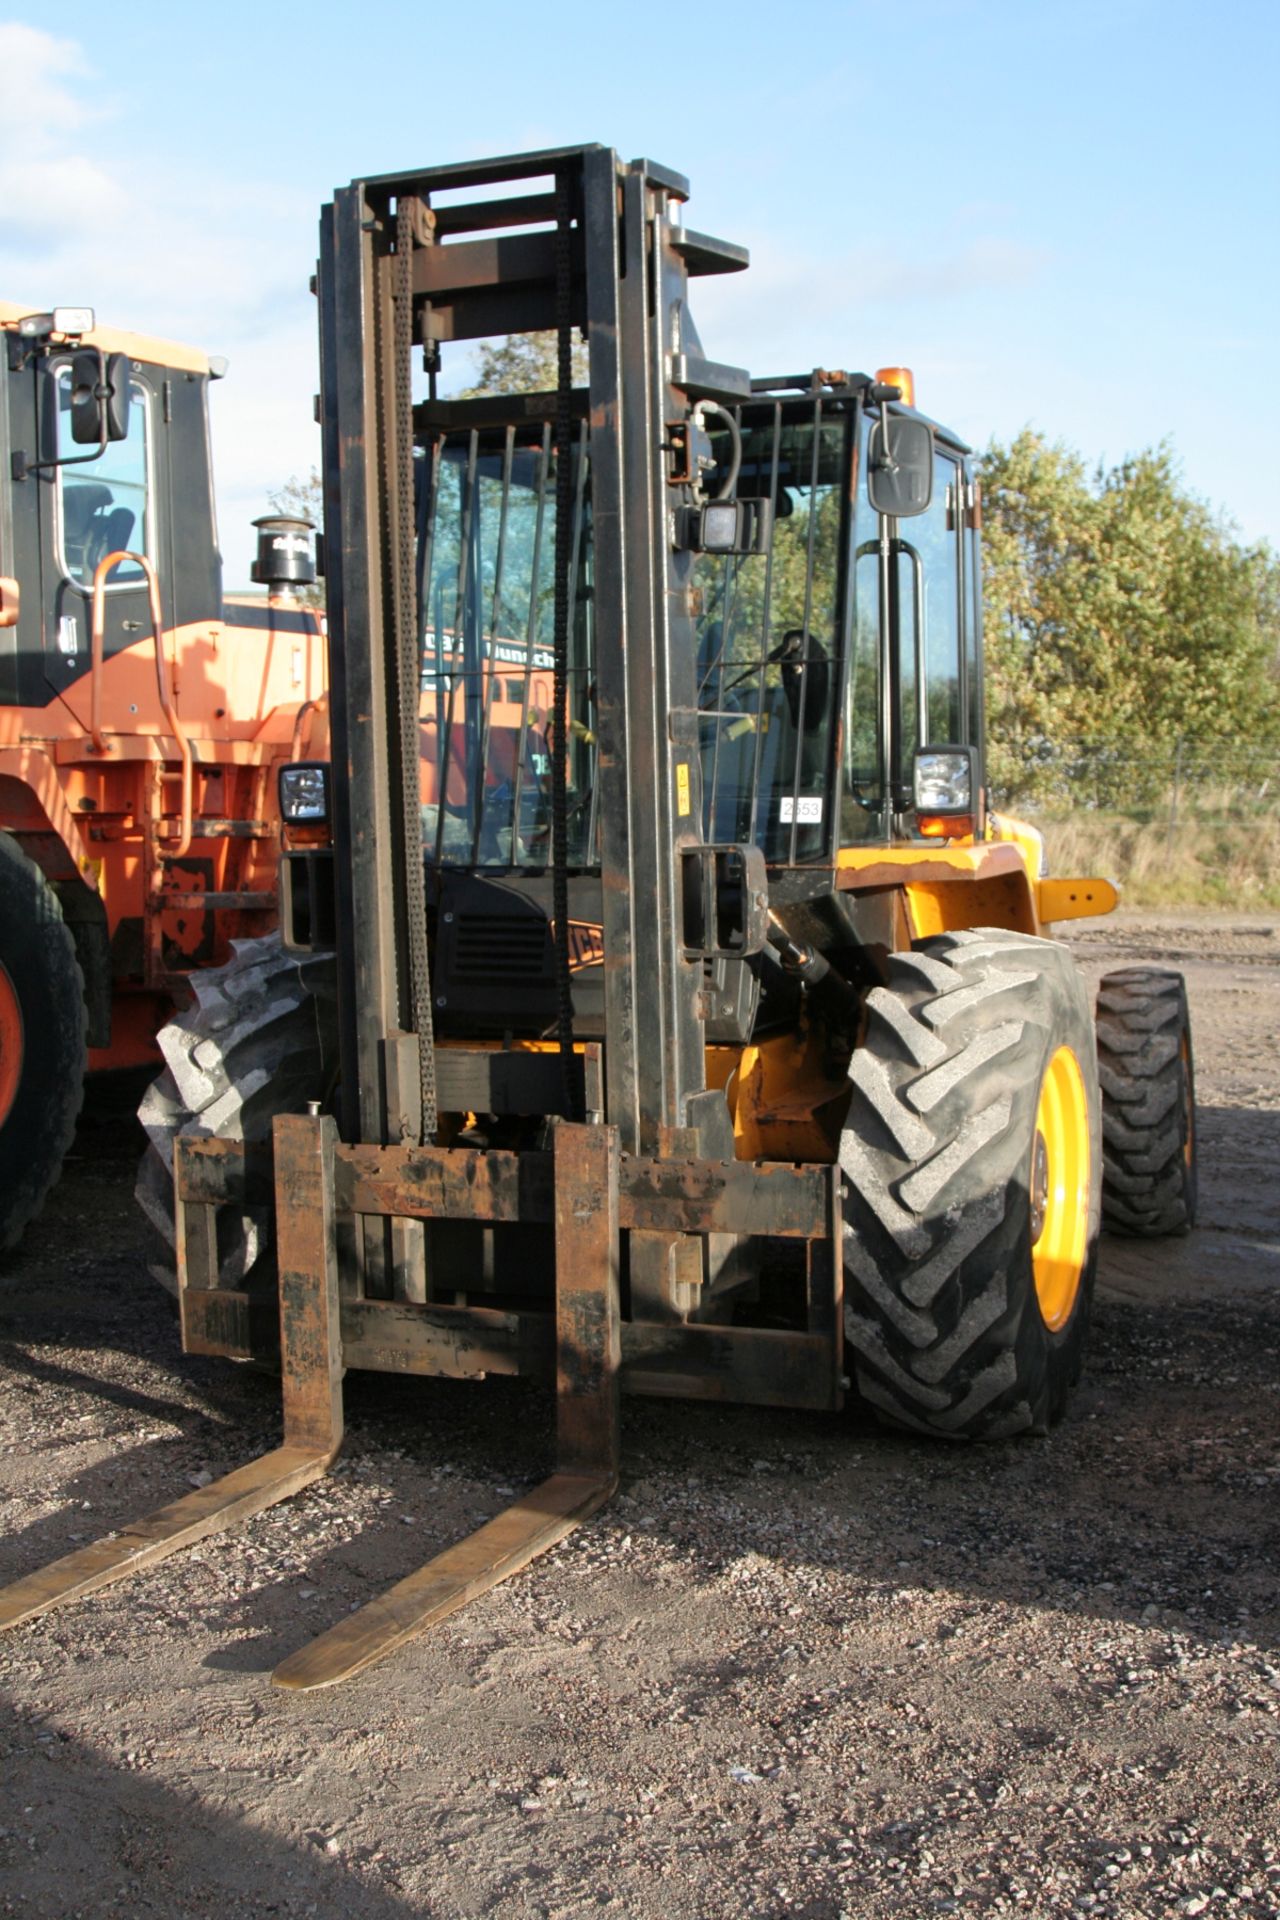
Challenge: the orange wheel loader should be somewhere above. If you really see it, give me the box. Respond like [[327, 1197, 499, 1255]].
[[0, 303, 326, 1252]]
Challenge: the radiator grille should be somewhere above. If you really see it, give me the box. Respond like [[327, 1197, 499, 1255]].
[[452, 912, 550, 980]]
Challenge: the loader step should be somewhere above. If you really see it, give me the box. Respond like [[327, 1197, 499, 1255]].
[[159, 818, 272, 841], [156, 890, 276, 911], [272, 1468, 613, 1691]]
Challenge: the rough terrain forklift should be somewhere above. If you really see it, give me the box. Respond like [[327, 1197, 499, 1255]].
[[0, 302, 327, 1253], [0, 146, 1197, 1689]]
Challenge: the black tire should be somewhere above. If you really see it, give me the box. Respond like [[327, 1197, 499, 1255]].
[[841, 928, 1101, 1440], [136, 934, 338, 1291], [0, 831, 87, 1253], [1095, 967, 1196, 1237]]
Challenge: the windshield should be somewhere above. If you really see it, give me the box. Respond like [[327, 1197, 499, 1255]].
[[694, 402, 848, 862], [417, 423, 596, 869], [416, 401, 854, 871]]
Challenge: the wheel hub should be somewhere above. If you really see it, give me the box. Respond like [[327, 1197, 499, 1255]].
[[1029, 1131, 1050, 1242], [0, 959, 23, 1130], [1030, 1044, 1091, 1331]]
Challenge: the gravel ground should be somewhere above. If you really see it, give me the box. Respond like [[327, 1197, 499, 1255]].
[[1, 911, 1277, 1919]]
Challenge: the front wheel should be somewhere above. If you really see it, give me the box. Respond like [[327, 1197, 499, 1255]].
[[0, 832, 87, 1252], [841, 929, 1101, 1440], [136, 934, 338, 1292], [1095, 967, 1196, 1236]]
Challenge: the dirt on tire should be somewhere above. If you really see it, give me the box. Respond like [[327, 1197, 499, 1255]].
[[1, 909, 1278, 1919]]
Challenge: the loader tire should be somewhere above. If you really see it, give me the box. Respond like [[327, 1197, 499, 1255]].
[[1095, 967, 1196, 1237], [0, 832, 87, 1254], [136, 934, 338, 1293], [841, 929, 1101, 1440]]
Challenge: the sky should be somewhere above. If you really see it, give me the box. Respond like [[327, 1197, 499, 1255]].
[[2, 1, 1276, 589]]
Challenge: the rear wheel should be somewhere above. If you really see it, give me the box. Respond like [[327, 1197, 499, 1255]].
[[1095, 967, 1196, 1236], [841, 929, 1101, 1440], [0, 831, 87, 1253], [136, 934, 338, 1291]]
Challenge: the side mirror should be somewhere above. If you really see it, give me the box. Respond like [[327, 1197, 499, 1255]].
[[69, 349, 131, 446], [867, 414, 933, 518]]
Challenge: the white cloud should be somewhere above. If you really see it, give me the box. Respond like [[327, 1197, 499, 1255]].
[[0, 25, 321, 585], [0, 24, 94, 134]]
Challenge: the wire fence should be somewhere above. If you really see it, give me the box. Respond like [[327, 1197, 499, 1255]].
[[993, 741, 1280, 906], [991, 740, 1280, 827]]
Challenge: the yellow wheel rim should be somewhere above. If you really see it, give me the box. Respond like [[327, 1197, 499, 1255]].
[[1181, 1032, 1195, 1170], [1029, 1044, 1090, 1331]]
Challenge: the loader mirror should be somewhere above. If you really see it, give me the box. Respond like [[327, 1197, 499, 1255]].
[[867, 414, 933, 519], [69, 348, 131, 446]]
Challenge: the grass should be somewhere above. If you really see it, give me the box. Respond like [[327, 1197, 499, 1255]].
[[1037, 805, 1280, 909]]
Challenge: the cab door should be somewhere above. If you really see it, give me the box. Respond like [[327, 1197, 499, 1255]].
[[37, 354, 161, 722], [889, 442, 969, 804], [0, 339, 51, 712]]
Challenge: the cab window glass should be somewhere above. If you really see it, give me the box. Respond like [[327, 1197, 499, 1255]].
[[56, 367, 149, 587], [418, 430, 596, 869], [895, 450, 963, 758], [919, 452, 964, 742], [965, 511, 982, 748], [693, 409, 846, 862], [845, 410, 884, 840]]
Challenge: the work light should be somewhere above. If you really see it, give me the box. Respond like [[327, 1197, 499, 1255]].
[[912, 745, 980, 838], [279, 762, 330, 824]]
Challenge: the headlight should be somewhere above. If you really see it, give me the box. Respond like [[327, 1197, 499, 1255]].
[[914, 748, 973, 813], [279, 761, 330, 823], [912, 745, 981, 839]]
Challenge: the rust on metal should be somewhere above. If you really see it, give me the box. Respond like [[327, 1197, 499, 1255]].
[[620, 1324, 839, 1411], [271, 1470, 612, 1692], [618, 1157, 827, 1238], [177, 1135, 271, 1209], [339, 1144, 827, 1239], [338, 1142, 553, 1224], [340, 1297, 555, 1380], [0, 1448, 331, 1634], [554, 1121, 621, 1480], [804, 1166, 845, 1410], [269, 1120, 621, 1693], [187, 1134, 829, 1245], [0, 1112, 344, 1638], [275, 1112, 345, 1454], [180, 1286, 269, 1362]]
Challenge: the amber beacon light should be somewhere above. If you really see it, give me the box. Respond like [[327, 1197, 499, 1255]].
[[875, 365, 916, 408]]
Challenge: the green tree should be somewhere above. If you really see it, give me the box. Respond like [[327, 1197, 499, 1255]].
[[457, 331, 589, 398], [979, 430, 1280, 806]]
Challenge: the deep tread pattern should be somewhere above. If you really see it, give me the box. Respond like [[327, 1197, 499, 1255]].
[[136, 935, 337, 1291], [1095, 967, 1196, 1237], [842, 929, 1101, 1441], [0, 832, 87, 1253]]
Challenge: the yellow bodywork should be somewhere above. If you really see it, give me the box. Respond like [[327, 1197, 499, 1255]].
[[706, 822, 1117, 1164], [713, 1024, 851, 1165]]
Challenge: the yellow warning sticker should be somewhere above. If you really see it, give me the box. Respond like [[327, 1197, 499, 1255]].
[[675, 762, 691, 817]]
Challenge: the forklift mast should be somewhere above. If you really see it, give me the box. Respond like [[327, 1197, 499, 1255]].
[[318, 145, 755, 1165]]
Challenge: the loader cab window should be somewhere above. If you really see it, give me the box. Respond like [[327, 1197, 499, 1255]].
[[694, 406, 847, 864], [870, 425, 968, 814], [847, 411, 886, 840], [418, 426, 596, 870], [965, 488, 983, 750], [54, 364, 151, 589]]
